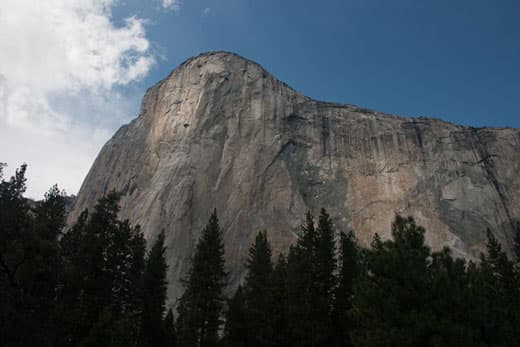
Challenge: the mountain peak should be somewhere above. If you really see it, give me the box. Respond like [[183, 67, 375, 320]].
[[166, 51, 270, 81], [180, 51, 254, 64]]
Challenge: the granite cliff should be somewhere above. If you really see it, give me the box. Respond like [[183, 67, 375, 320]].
[[69, 51, 520, 302]]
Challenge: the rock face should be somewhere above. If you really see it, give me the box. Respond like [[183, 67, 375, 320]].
[[70, 51, 520, 302]]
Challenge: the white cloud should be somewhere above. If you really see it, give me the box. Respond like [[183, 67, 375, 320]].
[[203, 7, 211, 16], [162, 0, 182, 12], [0, 0, 156, 198]]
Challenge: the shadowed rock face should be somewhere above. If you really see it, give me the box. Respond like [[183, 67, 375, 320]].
[[69, 51, 520, 303]]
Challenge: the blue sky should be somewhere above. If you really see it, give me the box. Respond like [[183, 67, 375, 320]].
[[124, 0, 519, 128], [1, 0, 518, 197]]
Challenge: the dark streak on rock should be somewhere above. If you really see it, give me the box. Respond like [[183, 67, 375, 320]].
[[286, 114, 306, 123], [321, 115, 330, 156], [470, 129, 514, 231], [263, 139, 297, 175]]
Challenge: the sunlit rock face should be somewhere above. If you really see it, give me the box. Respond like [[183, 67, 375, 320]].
[[69, 51, 520, 303]]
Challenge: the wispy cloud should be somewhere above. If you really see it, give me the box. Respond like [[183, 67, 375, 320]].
[[203, 7, 211, 17], [0, 0, 156, 198], [162, 0, 182, 12]]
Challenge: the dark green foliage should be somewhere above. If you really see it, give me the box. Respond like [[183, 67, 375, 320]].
[[3, 163, 520, 347], [349, 217, 520, 347], [0, 165, 172, 347], [243, 231, 274, 347], [36, 184, 66, 239], [142, 231, 169, 347], [176, 209, 226, 347], [223, 247, 290, 347], [58, 191, 147, 346], [164, 309, 177, 347], [222, 286, 248, 347], [287, 209, 337, 346], [314, 209, 336, 344], [286, 212, 317, 346], [333, 231, 359, 347], [0, 164, 30, 297], [476, 229, 519, 346], [270, 254, 290, 347], [350, 216, 433, 347], [316, 209, 336, 300], [0, 165, 66, 346]]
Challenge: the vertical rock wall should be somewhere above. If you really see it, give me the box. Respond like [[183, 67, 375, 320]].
[[69, 52, 520, 302]]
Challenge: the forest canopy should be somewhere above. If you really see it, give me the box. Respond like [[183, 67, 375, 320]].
[[1, 164, 520, 347]]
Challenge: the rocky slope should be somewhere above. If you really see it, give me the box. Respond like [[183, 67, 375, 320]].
[[69, 51, 520, 303]]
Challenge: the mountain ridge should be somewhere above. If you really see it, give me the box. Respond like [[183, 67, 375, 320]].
[[158, 51, 516, 130], [70, 51, 520, 303]]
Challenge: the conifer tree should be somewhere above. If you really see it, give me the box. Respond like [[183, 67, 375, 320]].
[[333, 231, 359, 347], [78, 192, 123, 329], [59, 192, 146, 346], [164, 308, 177, 347], [287, 212, 317, 346], [175, 293, 197, 347], [350, 216, 432, 347], [287, 209, 337, 346], [478, 229, 518, 346], [35, 184, 66, 239], [108, 220, 146, 321], [31, 185, 67, 344], [222, 286, 248, 347], [427, 247, 477, 345], [5, 161, 520, 347], [142, 231, 169, 347], [176, 209, 226, 347], [314, 209, 336, 345], [244, 231, 274, 347], [0, 164, 30, 302], [0, 165, 66, 346], [57, 209, 90, 346], [270, 254, 290, 347]]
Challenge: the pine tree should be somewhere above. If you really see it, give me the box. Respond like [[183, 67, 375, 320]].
[[108, 220, 146, 321], [0, 165, 66, 346], [287, 209, 337, 346], [175, 292, 198, 347], [350, 215, 433, 347], [222, 286, 248, 347], [244, 231, 274, 347], [79, 192, 123, 328], [480, 229, 516, 298], [0, 164, 30, 302], [270, 254, 290, 347], [58, 191, 146, 346], [31, 185, 67, 345], [427, 247, 478, 345], [35, 184, 66, 239], [287, 212, 317, 346], [478, 229, 518, 346], [176, 209, 226, 347], [142, 231, 169, 347], [333, 231, 359, 347], [6, 161, 520, 347], [164, 309, 177, 347], [314, 209, 336, 345], [56, 209, 90, 346]]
